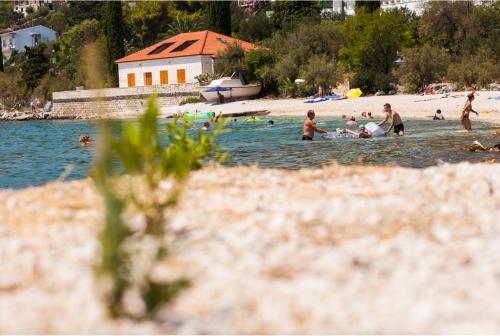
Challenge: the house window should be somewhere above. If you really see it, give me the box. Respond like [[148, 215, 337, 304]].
[[144, 72, 152, 86], [127, 73, 135, 87], [160, 70, 168, 85], [176, 69, 186, 84], [171, 40, 198, 52], [148, 42, 174, 55]]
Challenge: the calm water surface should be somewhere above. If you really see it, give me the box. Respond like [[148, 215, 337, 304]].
[[1, 116, 498, 189]]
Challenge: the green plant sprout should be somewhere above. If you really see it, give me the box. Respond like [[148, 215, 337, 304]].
[[91, 94, 225, 319]]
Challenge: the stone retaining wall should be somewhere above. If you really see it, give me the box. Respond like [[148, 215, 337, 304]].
[[52, 84, 201, 118]]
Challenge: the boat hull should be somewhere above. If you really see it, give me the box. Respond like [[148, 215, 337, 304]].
[[200, 84, 262, 101]]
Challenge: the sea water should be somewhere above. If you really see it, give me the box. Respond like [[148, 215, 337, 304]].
[[0, 117, 498, 189]]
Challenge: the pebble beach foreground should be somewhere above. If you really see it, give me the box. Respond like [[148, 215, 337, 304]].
[[1, 163, 500, 333]]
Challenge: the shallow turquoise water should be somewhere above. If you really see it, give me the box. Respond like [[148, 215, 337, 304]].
[[0, 116, 498, 189]]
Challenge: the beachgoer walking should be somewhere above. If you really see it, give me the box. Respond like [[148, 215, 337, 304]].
[[461, 93, 478, 131], [433, 109, 445, 120], [303, 110, 327, 140], [379, 103, 404, 136], [30, 100, 35, 113]]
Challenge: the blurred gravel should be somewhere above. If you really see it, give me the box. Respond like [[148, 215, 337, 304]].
[[1, 163, 499, 333]]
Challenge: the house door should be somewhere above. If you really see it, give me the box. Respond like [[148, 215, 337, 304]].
[[177, 69, 186, 84]]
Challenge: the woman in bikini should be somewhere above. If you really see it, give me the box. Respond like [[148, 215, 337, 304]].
[[461, 93, 479, 131]]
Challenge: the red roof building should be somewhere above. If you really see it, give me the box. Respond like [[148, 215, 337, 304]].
[[116, 30, 257, 88]]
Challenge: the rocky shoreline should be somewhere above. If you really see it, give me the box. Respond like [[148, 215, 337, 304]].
[[1, 162, 500, 333]]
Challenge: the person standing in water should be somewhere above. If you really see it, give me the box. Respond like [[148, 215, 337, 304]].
[[461, 93, 479, 131], [303, 110, 328, 140], [379, 103, 404, 136]]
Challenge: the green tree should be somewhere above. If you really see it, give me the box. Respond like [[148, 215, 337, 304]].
[[123, 1, 171, 48], [238, 11, 273, 42], [419, 1, 478, 53], [340, 9, 412, 92], [20, 45, 50, 91], [396, 44, 450, 93], [103, 1, 125, 86], [206, 1, 231, 35], [270, 1, 320, 30]]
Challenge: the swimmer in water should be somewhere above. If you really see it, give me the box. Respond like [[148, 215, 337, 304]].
[[79, 134, 90, 146], [268, 120, 274, 127], [344, 124, 372, 138], [201, 121, 210, 131], [303, 110, 328, 140]]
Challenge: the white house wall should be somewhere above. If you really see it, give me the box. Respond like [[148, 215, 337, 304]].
[[1, 25, 56, 59], [118, 55, 214, 88]]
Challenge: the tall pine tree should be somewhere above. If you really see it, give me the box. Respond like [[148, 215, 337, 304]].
[[103, 1, 125, 86], [207, 1, 231, 36], [355, 0, 381, 14]]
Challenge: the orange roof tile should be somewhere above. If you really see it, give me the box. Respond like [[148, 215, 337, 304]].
[[115, 30, 257, 63]]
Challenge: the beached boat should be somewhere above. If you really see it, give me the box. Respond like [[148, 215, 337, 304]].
[[200, 73, 261, 101]]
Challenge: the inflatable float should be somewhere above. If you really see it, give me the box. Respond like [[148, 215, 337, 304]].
[[183, 111, 214, 120], [244, 116, 261, 122], [365, 122, 384, 137]]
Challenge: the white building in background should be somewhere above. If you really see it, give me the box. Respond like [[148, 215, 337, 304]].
[[321, 0, 427, 16], [0, 25, 57, 59], [381, 0, 427, 15], [14, 0, 64, 16], [115, 30, 257, 88]]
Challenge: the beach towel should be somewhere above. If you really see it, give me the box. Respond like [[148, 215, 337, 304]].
[[304, 97, 328, 103]]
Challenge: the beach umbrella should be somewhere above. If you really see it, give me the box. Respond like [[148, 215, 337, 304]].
[[205, 86, 232, 92], [347, 88, 362, 99]]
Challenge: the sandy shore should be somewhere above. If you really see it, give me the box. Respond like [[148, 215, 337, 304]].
[[162, 90, 500, 123], [1, 162, 500, 333]]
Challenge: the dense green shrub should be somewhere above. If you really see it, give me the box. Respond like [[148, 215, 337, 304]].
[[299, 54, 341, 94], [214, 43, 245, 76], [397, 44, 450, 93], [447, 47, 500, 89]]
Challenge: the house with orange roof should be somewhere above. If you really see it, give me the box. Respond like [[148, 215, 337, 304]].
[[115, 30, 257, 88]]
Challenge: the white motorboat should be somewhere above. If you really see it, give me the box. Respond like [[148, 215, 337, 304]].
[[200, 72, 261, 101]]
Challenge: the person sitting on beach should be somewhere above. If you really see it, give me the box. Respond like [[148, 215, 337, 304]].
[[367, 112, 373, 119], [344, 124, 372, 138], [379, 103, 404, 136], [268, 120, 274, 127], [201, 122, 210, 131], [303, 110, 328, 140], [79, 134, 91, 146], [433, 109, 445, 120], [461, 93, 478, 131]]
